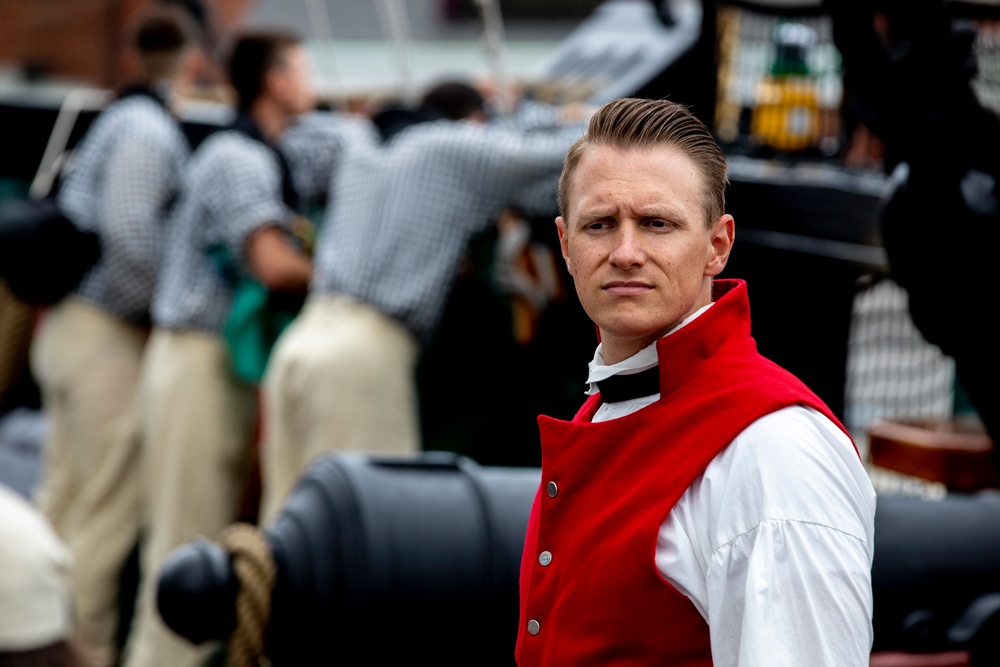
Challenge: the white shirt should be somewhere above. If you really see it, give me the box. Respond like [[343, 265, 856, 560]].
[[585, 306, 877, 666]]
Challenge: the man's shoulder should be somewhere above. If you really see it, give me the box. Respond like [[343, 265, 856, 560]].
[[713, 345, 830, 414], [723, 405, 855, 482], [706, 405, 847, 476], [388, 121, 538, 175], [194, 128, 258, 154], [190, 130, 274, 174], [702, 405, 873, 543], [285, 111, 378, 143], [394, 119, 497, 149], [100, 95, 179, 135], [735, 406, 852, 462]]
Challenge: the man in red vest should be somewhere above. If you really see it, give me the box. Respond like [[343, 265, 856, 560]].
[[516, 97, 876, 666]]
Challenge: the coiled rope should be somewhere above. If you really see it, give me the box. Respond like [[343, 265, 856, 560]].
[[217, 522, 276, 667]]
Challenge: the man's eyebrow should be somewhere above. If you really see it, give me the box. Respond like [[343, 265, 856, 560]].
[[576, 205, 617, 220], [577, 203, 685, 221], [637, 205, 683, 219]]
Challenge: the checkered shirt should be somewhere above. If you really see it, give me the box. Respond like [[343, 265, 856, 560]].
[[278, 110, 380, 217], [151, 129, 296, 334], [57, 93, 189, 323], [499, 98, 569, 133], [311, 117, 585, 344]]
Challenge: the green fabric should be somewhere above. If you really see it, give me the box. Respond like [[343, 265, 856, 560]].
[[223, 277, 300, 384], [0, 178, 30, 202], [214, 207, 324, 385]]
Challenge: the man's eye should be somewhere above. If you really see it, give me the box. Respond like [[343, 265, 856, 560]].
[[647, 219, 669, 229]]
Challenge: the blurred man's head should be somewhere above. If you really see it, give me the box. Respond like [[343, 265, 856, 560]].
[[124, 4, 201, 85], [226, 30, 315, 114], [420, 80, 487, 123]]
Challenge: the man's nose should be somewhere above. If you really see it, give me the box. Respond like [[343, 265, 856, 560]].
[[609, 224, 645, 268]]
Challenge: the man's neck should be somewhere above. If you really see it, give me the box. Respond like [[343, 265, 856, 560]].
[[249, 99, 291, 144], [596, 302, 716, 367]]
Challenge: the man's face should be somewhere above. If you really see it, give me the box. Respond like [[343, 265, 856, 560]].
[[271, 44, 316, 115], [556, 144, 734, 365]]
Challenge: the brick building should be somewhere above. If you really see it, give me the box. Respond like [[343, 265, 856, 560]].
[[0, 0, 254, 89]]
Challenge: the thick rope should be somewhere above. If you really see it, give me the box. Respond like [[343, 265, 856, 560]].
[[0, 279, 36, 406], [217, 522, 276, 667]]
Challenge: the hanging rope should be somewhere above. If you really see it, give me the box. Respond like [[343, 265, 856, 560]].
[[217, 522, 277, 667]]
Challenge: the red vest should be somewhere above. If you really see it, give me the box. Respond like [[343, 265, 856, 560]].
[[516, 279, 852, 666]]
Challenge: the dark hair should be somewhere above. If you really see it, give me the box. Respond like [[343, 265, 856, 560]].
[[133, 10, 188, 54], [125, 4, 196, 80], [420, 81, 485, 121], [157, 0, 217, 58], [225, 30, 302, 110], [558, 97, 729, 226], [158, 0, 211, 37]]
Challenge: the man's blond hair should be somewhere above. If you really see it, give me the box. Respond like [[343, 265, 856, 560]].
[[558, 98, 729, 227]]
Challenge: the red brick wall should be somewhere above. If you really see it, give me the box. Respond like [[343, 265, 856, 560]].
[[0, 0, 256, 89]]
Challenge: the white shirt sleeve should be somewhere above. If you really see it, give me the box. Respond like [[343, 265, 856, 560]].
[[656, 406, 877, 667]]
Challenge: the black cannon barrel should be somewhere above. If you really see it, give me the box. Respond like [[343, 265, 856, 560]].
[[158, 451, 540, 665], [871, 491, 1000, 657], [158, 454, 1000, 664]]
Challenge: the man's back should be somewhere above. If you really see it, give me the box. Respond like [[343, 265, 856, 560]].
[[151, 128, 290, 333], [312, 118, 583, 342], [58, 91, 189, 322]]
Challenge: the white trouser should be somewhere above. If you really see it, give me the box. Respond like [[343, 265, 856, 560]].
[[122, 327, 257, 667], [30, 297, 146, 667], [259, 294, 420, 525]]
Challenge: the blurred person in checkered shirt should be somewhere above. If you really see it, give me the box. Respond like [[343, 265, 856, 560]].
[[27, 6, 204, 665], [121, 29, 322, 667]]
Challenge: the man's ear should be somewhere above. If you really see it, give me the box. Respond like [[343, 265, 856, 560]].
[[555, 216, 573, 275], [263, 63, 287, 103], [705, 213, 734, 277], [467, 109, 488, 124], [119, 49, 139, 82]]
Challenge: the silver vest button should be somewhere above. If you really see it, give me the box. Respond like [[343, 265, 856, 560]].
[[527, 619, 540, 635], [539, 551, 552, 566], [547, 481, 558, 497]]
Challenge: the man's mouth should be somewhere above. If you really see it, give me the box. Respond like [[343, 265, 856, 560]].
[[603, 281, 652, 296]]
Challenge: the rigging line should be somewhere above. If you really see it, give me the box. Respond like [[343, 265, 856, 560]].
[[304, 0, 342, 104], [474, 0, 515, 118], [374, 0, 419, 105]]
